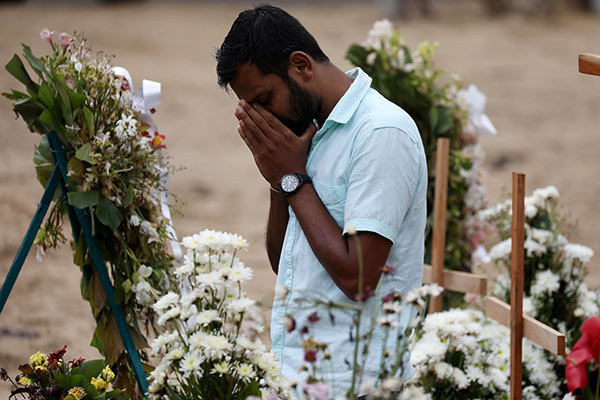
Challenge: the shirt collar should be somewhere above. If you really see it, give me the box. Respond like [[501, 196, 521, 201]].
[[321, 67, 372, 127]]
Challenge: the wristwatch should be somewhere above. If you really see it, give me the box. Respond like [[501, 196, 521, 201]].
[[278, 173, 312, 197]]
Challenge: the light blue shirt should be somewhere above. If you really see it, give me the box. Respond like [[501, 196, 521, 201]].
[[270, 68, 427, 398]]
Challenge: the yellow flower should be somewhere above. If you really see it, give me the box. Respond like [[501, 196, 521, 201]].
[[18, 376, 34, 386], [100, 365, 115, 383], [66, 387, 86, 400], [91, 376, 108, 391], [29, 351, 47, 367]]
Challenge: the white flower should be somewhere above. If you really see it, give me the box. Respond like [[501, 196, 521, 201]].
[[235, 363, 256, 382], [195, 309, 219, 326], [114, 113, 137, 140], [490, 238, 512, 260], [564, 243, 594, 264], [228, 297, 256, 314], [138, 264, 152, 279], [524, 238, 546, 257], [531, 270, 560, 297], [179, 351, 203, 377], [129, 215, 141, 227], [195, 270, 222, 289], [157, 306, 181, 325], [228, 265, 253, 282], [366, 52, 377, 65], [140, 220, 159, 240], [211, 361, 229, 375], [153, 292, 179, 311]]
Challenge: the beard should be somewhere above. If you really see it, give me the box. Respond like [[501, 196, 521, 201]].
[[279, 74, 320, 137]]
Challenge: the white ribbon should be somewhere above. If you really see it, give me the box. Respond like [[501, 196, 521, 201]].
[[458, 84, 497, 136], [111, 66, 183, 262]]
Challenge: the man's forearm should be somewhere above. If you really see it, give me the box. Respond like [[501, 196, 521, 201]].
[[266, 189, 289, 274]]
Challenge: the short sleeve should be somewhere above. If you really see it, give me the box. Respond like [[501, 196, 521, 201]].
[[343, 127, 421, 244]]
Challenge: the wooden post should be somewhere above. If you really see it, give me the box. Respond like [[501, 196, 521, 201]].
[[578, 53, 600, 77], [510, 172, 526, 400], [429, 137, 450, 314]]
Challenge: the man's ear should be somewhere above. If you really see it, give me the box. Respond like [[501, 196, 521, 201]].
[[288, 51, 313, 82]]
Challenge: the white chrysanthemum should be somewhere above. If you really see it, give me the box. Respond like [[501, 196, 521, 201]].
[[399, 385, 432, 400], [529, 228, 553, 246], [578, 283, 600, 317], [227, 297, 256, 314], [195, 309, 219, 326], [157, 306, 181, 326], [179, 351, 203, 377], [195, 270, 222, 289], [490, 238, 512, 260], [211, 361, 229, 375], [228, 265, 253, 282], [235, 363, 256, 382], [531, 270, 560, 297], [149, 362, 169, 385], [564, 243, 594, 264], [153, 292, 179, 311]]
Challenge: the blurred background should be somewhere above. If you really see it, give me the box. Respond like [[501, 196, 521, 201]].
[[0, 0, 599, 396]]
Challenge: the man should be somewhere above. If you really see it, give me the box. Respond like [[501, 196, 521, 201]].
[[216, 5, 427, 398]]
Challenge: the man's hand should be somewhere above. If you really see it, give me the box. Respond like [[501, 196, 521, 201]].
[[234, 100, 317, 188]]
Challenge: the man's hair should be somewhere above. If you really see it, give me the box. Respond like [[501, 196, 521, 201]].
[[215, 4, 329, 88]]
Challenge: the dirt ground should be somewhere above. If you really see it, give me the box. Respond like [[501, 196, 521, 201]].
[[1, 1, 599, 396]]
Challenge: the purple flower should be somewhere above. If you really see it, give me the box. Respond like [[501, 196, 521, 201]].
[[302, 382, 330, 400], [40, 29, 53, 44], [59, 33, 72, 50]]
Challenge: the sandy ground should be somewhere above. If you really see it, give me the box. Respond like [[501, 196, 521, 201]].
[[1, 1, 599, 396]]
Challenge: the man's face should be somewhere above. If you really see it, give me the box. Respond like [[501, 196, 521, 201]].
[[230, 62, 320, 136]]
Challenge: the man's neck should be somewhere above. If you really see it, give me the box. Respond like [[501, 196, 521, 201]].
[[316, 64, 354, 127]]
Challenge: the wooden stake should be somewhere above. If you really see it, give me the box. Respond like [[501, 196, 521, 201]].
[[429, 138, 450, 314], [485, 297, 566, 355], [510, 172, 526, 400], [423, 264, 487, 296], [579, 53, 600, 77]]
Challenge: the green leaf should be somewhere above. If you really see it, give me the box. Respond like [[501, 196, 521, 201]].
[[428, 107, 439, 134], [69, 91, 86, 111], [123, 186, 134, 207], [78, 360, 105, 381], [12, 98, 43, 125], [34, 136, 53, 165], [68, 190, 100, 208], [37, 82, 55, 110], [5, 54, 38, 93], [22, 44, 47, 79], [345, 44, 369, 67], [75, 143, 96, 164], [73, 237, 87, 267], [436, 106, 453, 135], [84, 107, 95, 135], [2, 89, 29, 101], [96, 196, 123, 231]]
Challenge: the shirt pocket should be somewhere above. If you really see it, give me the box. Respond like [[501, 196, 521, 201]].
[[312, 179, 346, 228]]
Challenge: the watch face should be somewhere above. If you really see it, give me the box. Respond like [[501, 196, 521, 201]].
[[280, 174, 300, 193]]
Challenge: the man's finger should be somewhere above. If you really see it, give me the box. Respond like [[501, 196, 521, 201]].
[[235, 104, 267, 143], [238, 120, 258, 151], [241, 100, 275, 140], [253, 103, 289, 135]]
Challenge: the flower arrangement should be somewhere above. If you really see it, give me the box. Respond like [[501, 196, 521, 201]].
[[346, 20, 496, 303], [3, 30, 177, 393], [404, 309, 561, 400], [566, 317, 600, 399], [482, 185, 599, 396], [483, 186, 598, 348], [0, 345, 124, 399], [147, 229, 290, 400]]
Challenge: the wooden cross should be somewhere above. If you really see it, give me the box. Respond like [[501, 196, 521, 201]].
[[484, 173, 566, 400], [422, 137, 488, 313]]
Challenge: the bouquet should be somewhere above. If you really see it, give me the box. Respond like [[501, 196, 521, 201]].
[[404, 309, 561, 400], [147, 229, 290, 400], [346, 20, 496, 304], [0, 345, 124, 400], [3, 29, 177, 393]]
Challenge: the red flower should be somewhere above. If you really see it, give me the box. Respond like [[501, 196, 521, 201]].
[[151, 132, 166, 149], [566, 317, 600, 393], [304, 349, 318, 363], [308, 312, 320, 324], [69, 357, 85, 368], [47, 345, 67, 369]]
